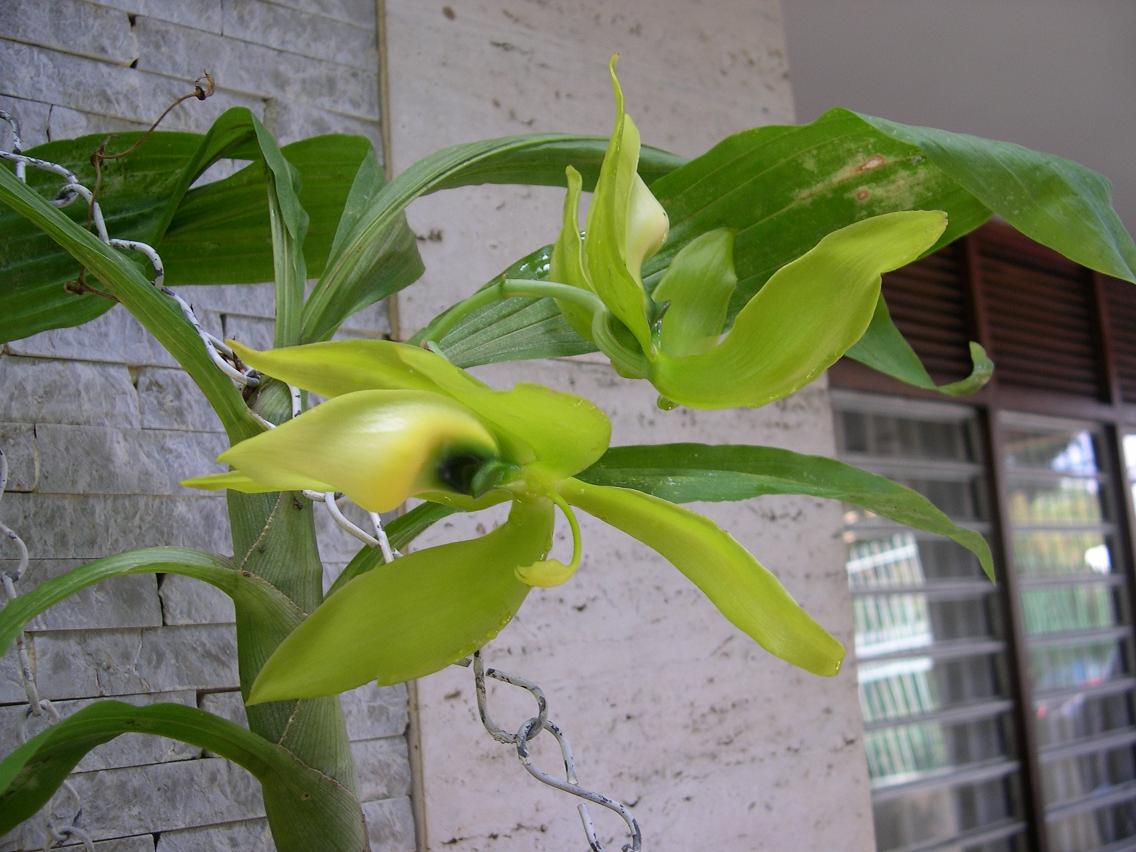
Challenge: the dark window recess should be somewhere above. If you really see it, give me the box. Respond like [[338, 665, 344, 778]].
[[1104, 276, 1136, 405], [831, 222, 1136, 852]]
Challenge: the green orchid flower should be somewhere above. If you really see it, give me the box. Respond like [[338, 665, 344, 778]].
[[182, 339, 843, 703], [552, 57, 951, 409], [424, 57, 949, 410]]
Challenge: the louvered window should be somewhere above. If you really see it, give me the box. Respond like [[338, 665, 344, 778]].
[[830, 223, 1136, 852]]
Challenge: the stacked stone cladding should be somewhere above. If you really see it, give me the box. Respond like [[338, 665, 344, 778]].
[[0, 2, 415, 848]]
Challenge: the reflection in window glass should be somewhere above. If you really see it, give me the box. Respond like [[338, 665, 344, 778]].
[[868, 715, 1013, 789], [1028, 638, 1129, 693], [1003, 426, 1100, 476], [1042, 743, 1136, 808], [1007, 477, 1106, 526], [1020, 585, 1121, 636], [839, 407, 978, 462], [858, 654, 1006, 725], [1012, 530, 1114, 579], [855, 592, 998, 655], [1123, 433, 1136, 479], [1048, 798, 1136, 850], [1008, 419, 1136, 848], [847, 535, 989, 589], [871, 775, 1021, 852], [836, 399, 1024, 852], [1035, 691, 1136, 748]]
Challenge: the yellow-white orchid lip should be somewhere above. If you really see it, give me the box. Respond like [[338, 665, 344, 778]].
[[626, 173, 669, 273], [184, 389, 501, 513]]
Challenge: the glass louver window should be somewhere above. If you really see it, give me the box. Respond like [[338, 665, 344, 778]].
[[835, 393, 1028, 852], [1014, 419, 1136, 850]]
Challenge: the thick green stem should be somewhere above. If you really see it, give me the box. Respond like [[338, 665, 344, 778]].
[[228, 381, 366, 848]]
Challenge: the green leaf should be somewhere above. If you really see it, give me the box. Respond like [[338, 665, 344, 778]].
[[413, 246, 593, 367], [577, 442, 993, 580], [651, 211, 947, 409], [560, 478, 843, 676], [0, 113, 380, 343], [248, 118, 308, 347], [0, 701, 366, 850], [0, 167, 257, 441], [0, 547, 304, 658], [157, 134, 378, 287], [1, 131, 202, 341], [313, 134, 682, 342], [858, 112, 1136, 283], [847, 298, 994, 395], [249, 497, 554, 699]]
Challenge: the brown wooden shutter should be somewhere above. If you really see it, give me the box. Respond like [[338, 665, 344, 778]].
[[1104, 275, 1136, 404], [976, 229, 1106, 400], [880, 242, 973, 384]]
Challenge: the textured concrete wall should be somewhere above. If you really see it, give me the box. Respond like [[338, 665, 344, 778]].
[[0, 2, 414, 849], [384, 2, 875, 850]]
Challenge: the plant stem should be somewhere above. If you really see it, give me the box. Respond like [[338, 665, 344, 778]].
[[229, 381, 366, 848]]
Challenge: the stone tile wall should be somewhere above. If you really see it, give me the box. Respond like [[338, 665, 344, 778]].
[[0, 2, 413, 849], [383, 2, 876, 849]]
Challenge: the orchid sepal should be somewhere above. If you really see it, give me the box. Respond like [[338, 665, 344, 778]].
[[247, 496, 554, 702]]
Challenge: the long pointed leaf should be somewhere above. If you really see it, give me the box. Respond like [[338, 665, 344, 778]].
[[1, 132, 202, 340], [307, 135, 682, 342], [847, 298, 994, 395], [859, 112, 1136, 283], [157, 134, 376, 286], [2, 115, 378, 342], [0, 547, 304, 658], [577, 442, 993, 580], [0, 701, 365, 850], [0, 168, 256, 440]]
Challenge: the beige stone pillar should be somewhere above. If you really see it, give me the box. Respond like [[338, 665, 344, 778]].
[[382, 2, 875, 849]]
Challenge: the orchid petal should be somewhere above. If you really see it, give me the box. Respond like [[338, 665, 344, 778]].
[[229, 338, 485, 399], [216, 390, 500, 512], [181, 469, 333, 494], [550, 166, 597, 341], [460, 382, 611, 476], [626, 173, 669, 272], [248, 497, 554, 700], [583, 56, 666, 353], [654, 229, 738, 357], [650, 210, 948, 409], [232, 340, 611, 476], [560, 478, 844, 677]]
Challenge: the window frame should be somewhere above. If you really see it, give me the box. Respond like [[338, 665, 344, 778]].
[[829, 222, 1136, 852]]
